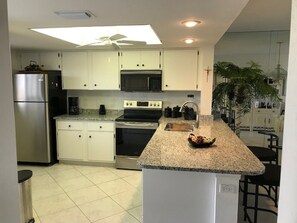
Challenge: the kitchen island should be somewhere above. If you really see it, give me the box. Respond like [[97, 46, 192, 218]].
[[138, 117, 264, 223]]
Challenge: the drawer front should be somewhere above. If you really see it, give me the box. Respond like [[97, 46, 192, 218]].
[[87, 122, 114, 131], [57, 121, 84, 130]]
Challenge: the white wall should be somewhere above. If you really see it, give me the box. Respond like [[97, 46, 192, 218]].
[[215, 31, 290, 72], [278, 0, 297, 222], [0, 0, 20, 222], [68, 90, 201, 111]]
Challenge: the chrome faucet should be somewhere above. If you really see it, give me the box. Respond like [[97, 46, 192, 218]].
[[179, 101, 199, 128]]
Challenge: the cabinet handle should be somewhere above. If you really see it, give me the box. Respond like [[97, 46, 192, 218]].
[[68, 125, 71, 127]]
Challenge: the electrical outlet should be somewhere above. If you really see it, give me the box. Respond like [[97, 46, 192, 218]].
[[219, 184, 236, 193]]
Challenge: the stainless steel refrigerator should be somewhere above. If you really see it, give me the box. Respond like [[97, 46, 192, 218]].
[[13, 71, 67, 164]]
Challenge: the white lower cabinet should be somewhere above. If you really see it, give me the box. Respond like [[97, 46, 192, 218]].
[[252, 108, 280, 131], [57, 129, 85, 160], [87, 122, 115, 162], [56, 120, 115, 163]]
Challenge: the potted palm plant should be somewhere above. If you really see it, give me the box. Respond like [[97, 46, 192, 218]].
[[212, 61, 280, 135]]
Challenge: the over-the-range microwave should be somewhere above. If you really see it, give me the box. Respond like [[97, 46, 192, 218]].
[[120, 70, 162, 92]]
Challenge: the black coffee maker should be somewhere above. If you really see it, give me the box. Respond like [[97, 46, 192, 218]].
[[68, 97, 79, 115], [99, 104, 106, 115]]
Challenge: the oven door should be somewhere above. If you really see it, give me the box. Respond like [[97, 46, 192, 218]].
[[115, 122, 158, 170]]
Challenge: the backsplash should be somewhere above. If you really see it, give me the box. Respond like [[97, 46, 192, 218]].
[[67, 90, 201, 111]]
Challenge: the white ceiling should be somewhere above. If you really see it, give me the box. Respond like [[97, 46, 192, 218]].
[[7, 0, 291, 51]]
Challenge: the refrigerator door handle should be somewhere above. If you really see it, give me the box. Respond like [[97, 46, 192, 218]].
[[45, 102, 51, 162], [44, 74, 49, 102]]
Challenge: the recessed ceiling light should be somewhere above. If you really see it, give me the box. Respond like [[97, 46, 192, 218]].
[[182, 20, 201, 28], [184, 38, 194, 44]]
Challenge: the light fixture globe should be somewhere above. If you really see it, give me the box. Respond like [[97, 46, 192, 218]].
[[269, 42, 287, 80]]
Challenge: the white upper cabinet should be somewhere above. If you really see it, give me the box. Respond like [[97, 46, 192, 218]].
[[120, 50, 162, 70], [61, 51, 89, 89], [90, 51, 120, 90], [39, 51, 61, 70], [163, 50, 198, 91]]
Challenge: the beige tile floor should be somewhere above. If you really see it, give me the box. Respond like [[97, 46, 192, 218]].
[[18, 131, 280, 223], [18, 164, 142, 223]]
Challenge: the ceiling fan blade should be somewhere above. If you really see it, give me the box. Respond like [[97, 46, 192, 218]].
[[109, 34, 126, 41], [112, 42, 121, 50], [76, 41, 101, 48], [117, 40, 147, 45]]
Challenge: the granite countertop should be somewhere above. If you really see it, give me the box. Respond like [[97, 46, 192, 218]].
[[54, 109, 123, 121], [138, 116, 265, 175]]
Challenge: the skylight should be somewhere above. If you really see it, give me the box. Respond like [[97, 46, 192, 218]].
[[31, 25, 162, 47]]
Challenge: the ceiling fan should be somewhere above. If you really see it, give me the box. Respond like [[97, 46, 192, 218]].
[[77, 34, 147, 49]]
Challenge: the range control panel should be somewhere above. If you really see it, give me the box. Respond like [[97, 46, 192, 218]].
[[124, 100, 163, 109]]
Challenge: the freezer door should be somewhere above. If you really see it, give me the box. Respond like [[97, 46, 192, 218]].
[[13, 73, 48, 102], [14, 102, 50, 163]]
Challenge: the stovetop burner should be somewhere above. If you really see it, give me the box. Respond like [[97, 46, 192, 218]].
[[115, 114, 161, 123], [116, 100, 163, 123]]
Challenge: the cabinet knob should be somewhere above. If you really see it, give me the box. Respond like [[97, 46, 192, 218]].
[[84, 84, 87, 87], [142, 64, 144, 67], [79, 135, 81, 138], [165, 84, 168, 87], [137, 64, 139, 67], [89, 135, 91, 138], [100, 126, 102, 129], [94, 84, 97, 87], [68, 125, 71, 127]]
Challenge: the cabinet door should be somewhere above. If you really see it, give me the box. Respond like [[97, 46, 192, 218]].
[[120, 50, 161, 70], [163, 50, 198, 90], [20, 52, 40, 70], [91, 51, 120, 90], [252, 109, 267, 130], [87, 131, 114, 162], [61, 51, 89, 89], [57, 130, 84, 160], [140, 50, 162, 69], [120, 51, 141, 69], [266, 109, 279, 130], [40, 51, 61, 70]]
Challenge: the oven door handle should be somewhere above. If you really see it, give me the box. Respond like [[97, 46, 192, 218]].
[[116, 122, 158, 129]]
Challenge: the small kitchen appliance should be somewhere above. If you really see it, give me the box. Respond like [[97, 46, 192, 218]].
[[68, 97, 79, 115], [115, 100, 163, 170], [99, 104, 106, 115]]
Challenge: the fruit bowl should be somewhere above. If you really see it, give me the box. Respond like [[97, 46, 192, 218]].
[[187, 133, 216, 148]]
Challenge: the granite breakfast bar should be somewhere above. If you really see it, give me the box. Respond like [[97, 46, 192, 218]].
[[138, 117, 264, 223]]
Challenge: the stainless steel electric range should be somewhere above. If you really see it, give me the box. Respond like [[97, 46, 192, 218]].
[[115, 100, 163, 170]]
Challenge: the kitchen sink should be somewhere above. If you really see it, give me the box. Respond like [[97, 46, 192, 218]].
[[164, 122, 194, 132]]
